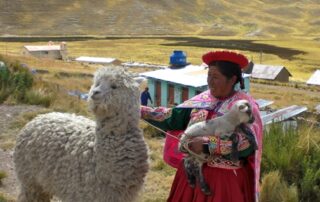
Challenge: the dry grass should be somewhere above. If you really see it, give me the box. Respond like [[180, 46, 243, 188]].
[[1, 1, 320, 37], [6, 36, 316, 109], [0, 192, 15, 202], [0, 171, 7, 186], [1, 36, 320, 82], [260, 171, 299, 202]]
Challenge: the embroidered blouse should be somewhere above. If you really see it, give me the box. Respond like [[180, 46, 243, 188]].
[[141, 90, 263, 198]]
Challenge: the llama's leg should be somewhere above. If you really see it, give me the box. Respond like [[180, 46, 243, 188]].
[[198, 163, 212, 196], [17, 184, 51, 202], [183, 158, 196, 188], [230, 133, 239, 162], [239, 124, 258, 150]]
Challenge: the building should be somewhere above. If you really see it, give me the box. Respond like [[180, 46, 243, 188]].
[[140, 64, 251, 107], [22, 42, 68, 60], [75, 56, 122, 66], [251, 64, 292, 82], [306, 70, 320, 86]]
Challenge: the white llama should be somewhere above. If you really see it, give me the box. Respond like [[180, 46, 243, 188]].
[[14, 66, 149, 202]]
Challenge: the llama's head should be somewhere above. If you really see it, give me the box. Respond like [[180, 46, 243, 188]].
[[231, 99, 255, 124], [88, 66, 140, 119]]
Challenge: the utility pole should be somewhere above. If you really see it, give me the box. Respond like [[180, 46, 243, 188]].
[[5, 0, 8, 56]]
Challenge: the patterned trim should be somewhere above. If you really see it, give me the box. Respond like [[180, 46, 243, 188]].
[[141, 106, 172, 121], [207, 156, 243, 169], [208, 136, 218, 154], [207, 135, 251, 157], [187, 109, 208, 127]]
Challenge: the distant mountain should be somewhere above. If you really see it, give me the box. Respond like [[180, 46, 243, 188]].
[[0, 0, 319, 37]]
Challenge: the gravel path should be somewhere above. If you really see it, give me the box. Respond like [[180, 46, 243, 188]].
[[0, 104, 45, 200]]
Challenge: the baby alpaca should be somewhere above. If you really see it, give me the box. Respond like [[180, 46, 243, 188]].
[[179, 99, 256, 195], [14, 66, 149, 202]]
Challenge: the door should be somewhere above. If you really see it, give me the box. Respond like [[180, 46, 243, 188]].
[[155, 81, 161, 106], [168, 84, 174, 106], [182, 87, 189, 102]]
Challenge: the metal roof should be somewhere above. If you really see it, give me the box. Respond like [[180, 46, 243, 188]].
[[140, 64, 250, 88], [251, 64, 291, 80], [261, 105, 307, 125], [75, 56, 118, 64], [140, 65, 208, 87], [256, 99, 274, 109], [24, 45, 61, 51], [306, 70, 320, 85], [122, 61, 167, 69]]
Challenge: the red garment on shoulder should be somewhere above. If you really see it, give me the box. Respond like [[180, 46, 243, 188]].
[[167, 161, 254, 202]]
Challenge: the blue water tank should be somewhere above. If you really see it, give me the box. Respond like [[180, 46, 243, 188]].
[[170, 50, 187, 68]]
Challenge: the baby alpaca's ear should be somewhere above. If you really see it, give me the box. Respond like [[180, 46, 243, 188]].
[[238, 104, 249, 112]]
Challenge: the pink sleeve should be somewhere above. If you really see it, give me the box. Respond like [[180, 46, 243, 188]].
[[140, 105, 173, 121]]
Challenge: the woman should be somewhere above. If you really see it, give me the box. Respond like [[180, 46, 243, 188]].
[[141, 50, 263, 202]]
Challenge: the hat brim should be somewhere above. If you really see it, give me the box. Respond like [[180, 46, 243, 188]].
[[202, 50, 249, 69]]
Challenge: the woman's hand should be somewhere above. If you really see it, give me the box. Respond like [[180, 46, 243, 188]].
[[188, 137, 209, 154]]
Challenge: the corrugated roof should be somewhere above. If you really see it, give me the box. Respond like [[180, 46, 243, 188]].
[[140, 64, 250, 88], [122, 61, 167, 69], [306, 70, 320, 85], [24, 45, 61, 51], [251, 64, 291, 80], [75, 56, 117, 64], [256, 99, 274, 108], [261, 105, 307, 125]]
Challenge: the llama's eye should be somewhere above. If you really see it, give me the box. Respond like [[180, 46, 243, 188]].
[[111, 84, 117, 89], [239, 105, 245, 110]]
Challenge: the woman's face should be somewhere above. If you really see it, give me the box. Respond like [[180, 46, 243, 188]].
[[207, 65, 236, 98]]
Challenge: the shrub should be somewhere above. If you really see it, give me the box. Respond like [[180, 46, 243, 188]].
[[0, 60, 34, 103]]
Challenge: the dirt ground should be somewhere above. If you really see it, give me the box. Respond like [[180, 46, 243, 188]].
[[0, 104, 44, 201]]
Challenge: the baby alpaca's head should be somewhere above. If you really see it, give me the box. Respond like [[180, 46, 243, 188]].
[[88, 66, 139, 119], [231, 99, 255, 124]]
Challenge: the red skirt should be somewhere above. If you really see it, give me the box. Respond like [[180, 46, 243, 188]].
[[167, 162, 254, 202]]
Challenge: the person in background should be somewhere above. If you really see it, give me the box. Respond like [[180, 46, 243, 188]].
[[141, 87, 153, 106], [141, 50, 263, 202]]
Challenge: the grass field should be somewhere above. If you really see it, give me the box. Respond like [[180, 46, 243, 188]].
[[1, 36, 319, 81], [1, 36, 319, 110]]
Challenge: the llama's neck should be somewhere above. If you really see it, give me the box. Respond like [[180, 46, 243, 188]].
[[95, 108, 140, 138], [93, 107, 141, 184], [95, 113, 127, 136]]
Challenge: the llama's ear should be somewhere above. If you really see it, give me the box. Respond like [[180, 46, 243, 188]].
[[123, 78, 139, 88], [239, 104, 248, 112], [133, 77, 146, 85]]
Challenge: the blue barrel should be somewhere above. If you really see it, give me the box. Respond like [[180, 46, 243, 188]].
[[170, 50, 187, 68]]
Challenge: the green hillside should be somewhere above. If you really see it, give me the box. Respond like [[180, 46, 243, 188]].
[[1, 0, 319, 37]]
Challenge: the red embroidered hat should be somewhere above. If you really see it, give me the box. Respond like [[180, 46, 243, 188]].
[[202, 50, 249, 69]]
